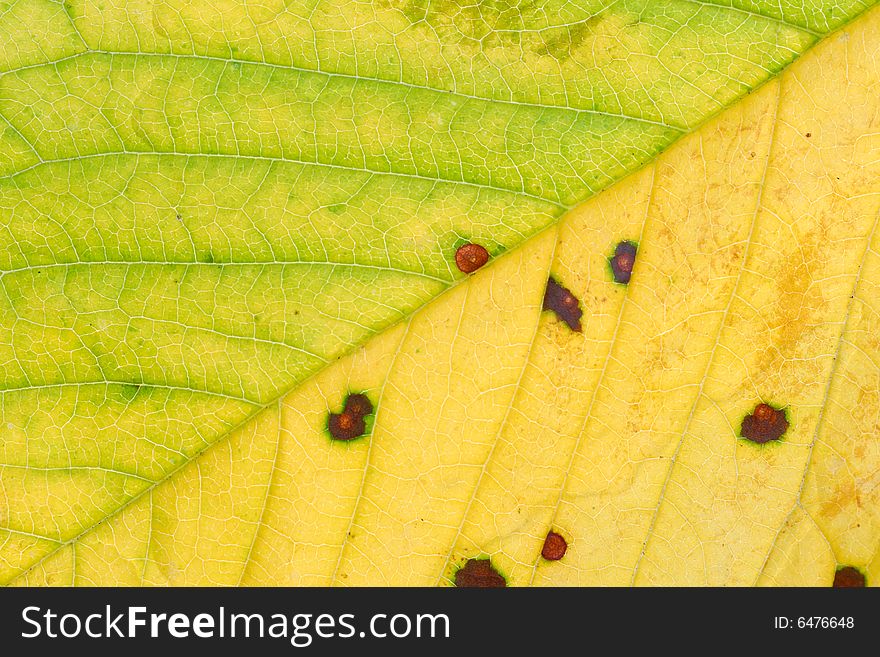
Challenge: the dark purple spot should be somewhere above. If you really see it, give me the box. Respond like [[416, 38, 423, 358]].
[[454, 558, 507, 588], [740, 403, 789, 444], [455, 243, 490, 274], [610, 241, 637, 284], [543, 277, 582, 332], [541, 531, 567, 561], [833, 566, 866, 588]]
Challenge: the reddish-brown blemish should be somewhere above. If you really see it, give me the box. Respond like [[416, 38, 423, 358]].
[[455, 243, 490, 274], [541, 531, 568, 561], [833, 566, 866, 588], [454, 558, 507, 588], [543, 277, 583, 332], [740, 402, 789, 444]]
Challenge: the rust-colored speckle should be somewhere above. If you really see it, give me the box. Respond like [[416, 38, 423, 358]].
[[833, 566, 866, 588], [455, 243, 490, 274], [541, 531, 568, 561], [740, 403, 789, 444], [454, 558, 507, 588], [754, 403, 774, 422]]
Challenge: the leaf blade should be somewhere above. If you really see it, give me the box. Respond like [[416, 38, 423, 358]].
[[2, 0, 878, 585]]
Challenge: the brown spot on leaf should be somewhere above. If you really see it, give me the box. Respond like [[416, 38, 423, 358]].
[[455, 243, 490, 273], [740, 403, 789, 444], [454, 558, 507, 588], [833, 566, 866, 588], [541, 531, 567, 561], [543, 277, 582, 332], [328, 412, 365, 441], [610, 241, 637, 284], [328, 392, 374, 441], [343, 392, 374, 417]]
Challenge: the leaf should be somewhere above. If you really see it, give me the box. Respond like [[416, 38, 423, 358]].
[[1, 0, 878, 585]]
